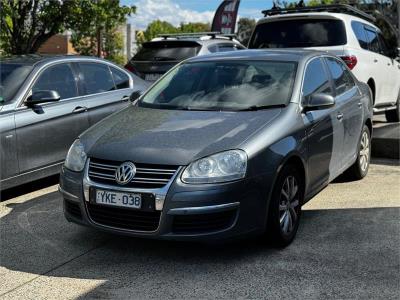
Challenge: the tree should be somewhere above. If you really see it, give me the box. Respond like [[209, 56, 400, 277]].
[[68, 0, 135, 58], [0, 0, 75, 54], [143, 20, 178, 42], [179, 22, 210, 33], [0, 0, 135, 56], [237, 18, 256, 46]]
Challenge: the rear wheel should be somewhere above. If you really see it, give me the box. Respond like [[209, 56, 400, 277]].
[[266, 164, 303, 247], [385, 92, 400, 122], [347, 125, 371, 180]]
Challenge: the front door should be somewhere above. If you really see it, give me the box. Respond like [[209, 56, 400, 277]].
[[302, 58, 344, 194], [15, 62, 90, 174], [324, 57, 364, 167]]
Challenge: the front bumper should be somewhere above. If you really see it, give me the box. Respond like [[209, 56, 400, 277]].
[[59, 164, 273, 242]]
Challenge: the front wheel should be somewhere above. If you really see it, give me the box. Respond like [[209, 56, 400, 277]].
[[347, 125, 371, 180], [266, 164, 304, 247]]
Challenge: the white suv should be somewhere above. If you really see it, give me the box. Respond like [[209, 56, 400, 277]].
[[249, 4, 400, 122]]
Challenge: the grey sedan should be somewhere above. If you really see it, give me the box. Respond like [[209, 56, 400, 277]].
[[0, 55, 148, 190], [59, 50, 373, 246]]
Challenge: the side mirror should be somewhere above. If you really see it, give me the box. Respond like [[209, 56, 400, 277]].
[[304, 93, 335, 111], [130, 90, 142, 102], [27, 90, 60, 105]]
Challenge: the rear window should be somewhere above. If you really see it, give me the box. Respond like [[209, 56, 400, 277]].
[[249, 19, 347, 49], [133, 41, 201, 62]]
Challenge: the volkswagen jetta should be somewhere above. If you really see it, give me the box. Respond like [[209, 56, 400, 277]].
[[59, 50, 373, 246]]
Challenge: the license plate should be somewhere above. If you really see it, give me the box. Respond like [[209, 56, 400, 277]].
[[145, 73, 162, 81], [95, 189, 142, 209]]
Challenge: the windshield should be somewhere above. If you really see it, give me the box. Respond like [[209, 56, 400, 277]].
[[133, 41, 201, 62], [139, 60, 297, 111], [250, 19, 346, 49], [0, 63, 33, 103]]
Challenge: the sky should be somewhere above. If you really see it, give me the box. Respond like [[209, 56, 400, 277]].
[[122, 0, 298, 30]]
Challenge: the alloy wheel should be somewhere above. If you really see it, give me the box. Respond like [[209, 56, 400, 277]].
[[359, 131, 370, 172], [279, 176, 300, 235]]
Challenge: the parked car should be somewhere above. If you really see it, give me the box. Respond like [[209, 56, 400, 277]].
[[60, 50, 373, 246], [248, 4, 400, 122], [125, 32, 246, 82], [0, 55, 149, 190]]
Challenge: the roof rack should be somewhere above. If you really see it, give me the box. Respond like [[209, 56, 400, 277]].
[[157, 32, 236, 40], [261, 4, 376, 23]]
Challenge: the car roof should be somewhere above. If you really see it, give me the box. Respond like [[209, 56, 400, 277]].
[[149, 37, 241, 45], [0, 54, 110, 66], [186, 49, 328, 63]]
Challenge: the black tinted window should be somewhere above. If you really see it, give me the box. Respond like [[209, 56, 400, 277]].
[[302, 59, 332, 99], [325, 58, 355, 95], [378, 33, 390, 57], [351, 21, 369, 50], [218, 44, 237, 52], [79, 63, 115, 95], [250, 19, 346, 49], [365, 28, 380, 53], [133, 41, 200, 61], [32, 63, 77, 100], [111, 67, 130, 89], [0, 63, 33, 103]]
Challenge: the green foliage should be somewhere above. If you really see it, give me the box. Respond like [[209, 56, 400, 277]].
[[0, 0, 135, 56], [0, 0, 75, 54], [140, 20, 211, 45]]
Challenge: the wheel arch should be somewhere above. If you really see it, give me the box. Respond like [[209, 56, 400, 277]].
[[367, 78, 376, 105]]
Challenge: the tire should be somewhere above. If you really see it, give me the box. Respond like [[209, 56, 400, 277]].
[[385, 93, 400, 122], [347, 125, 371, 180], [266, 164, 304, 247]]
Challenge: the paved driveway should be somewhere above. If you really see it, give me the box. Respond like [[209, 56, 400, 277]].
[[0, 160, 399, 299]]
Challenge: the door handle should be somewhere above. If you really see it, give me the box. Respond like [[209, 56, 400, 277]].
[[337, 113, 344, 120], [121, 95, 130, 102], [358, 102, 362, 108], [72, 106, 88, 114]]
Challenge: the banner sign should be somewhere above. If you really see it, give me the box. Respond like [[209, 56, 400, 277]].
[[211, 0, 241, 34]]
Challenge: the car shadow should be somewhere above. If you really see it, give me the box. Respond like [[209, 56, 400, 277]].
[[0, 189, 399, 299]]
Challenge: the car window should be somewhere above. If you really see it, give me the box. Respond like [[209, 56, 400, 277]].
[[111, 67, 130, 89], [79, 63, 115, 95], [351, 21, 369, 50], [208, 45, 218, 53], [249, 19, 346, 49], [302, 59, 332, 99], [32, 63, 78, 100], [0, 63, 33, 103], [217, 44, 237, 52], [133, 41, 201, 61], [140, 60, 297, 111], [377, 33, 390, 57], [365, 28, 380, 53], [325, 58, 355, 96]]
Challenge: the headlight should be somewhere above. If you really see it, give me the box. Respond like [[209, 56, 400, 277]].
[[182, 150, 247, 184], [64, 139, 87, 172]]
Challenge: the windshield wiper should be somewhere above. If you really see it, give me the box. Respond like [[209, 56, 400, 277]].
[[237, 104, 286, 111]]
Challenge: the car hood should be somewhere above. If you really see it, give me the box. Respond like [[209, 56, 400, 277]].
[[82, 105, 282, 166]]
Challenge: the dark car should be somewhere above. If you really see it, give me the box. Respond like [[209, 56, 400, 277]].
[[0, 55, 149, 190], [60, 50, 373, 246], [125, 32, 245, 82]]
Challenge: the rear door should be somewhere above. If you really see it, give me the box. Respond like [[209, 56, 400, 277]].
[[325, 57, 363, 167], [77, 62, 132, 126], [302, 58, 344, 191], [15, 62, 90, 174]]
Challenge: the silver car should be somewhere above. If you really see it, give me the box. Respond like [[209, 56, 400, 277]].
[[0, 55, 148, 190]]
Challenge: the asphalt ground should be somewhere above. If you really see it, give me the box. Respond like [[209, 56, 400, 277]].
[[0, 159, 399, 300]]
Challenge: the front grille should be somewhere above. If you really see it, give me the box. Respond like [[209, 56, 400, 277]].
[[87, 203, 161, 231], [172, 210, 237, 234], [88, 158, 179, 189], [64, 200, 82, 219]]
